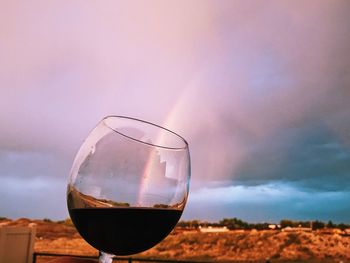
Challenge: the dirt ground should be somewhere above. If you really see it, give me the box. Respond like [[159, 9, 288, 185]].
[[2, 218, 350, 263]]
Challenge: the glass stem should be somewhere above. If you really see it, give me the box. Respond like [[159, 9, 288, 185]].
[[99, 251, 114, 263]]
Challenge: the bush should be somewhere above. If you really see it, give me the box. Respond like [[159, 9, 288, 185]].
[[64, 218, 73, 226]]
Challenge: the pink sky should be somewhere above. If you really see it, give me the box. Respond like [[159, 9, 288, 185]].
[[1, 1, 350, 222]]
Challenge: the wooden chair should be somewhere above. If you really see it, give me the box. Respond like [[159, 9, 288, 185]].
[[0, 223, 36, 263]]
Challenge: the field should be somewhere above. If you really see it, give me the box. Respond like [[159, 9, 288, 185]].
[[2, 218, 350, 262]]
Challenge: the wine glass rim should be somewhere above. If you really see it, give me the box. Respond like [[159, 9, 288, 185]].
[[102, 115, 189, 150]]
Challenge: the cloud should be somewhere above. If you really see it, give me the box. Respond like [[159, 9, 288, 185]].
[[0, 149, 69, 219], [0, 174, 68, 219], [232, 124, 350, 191], [1, 1, 350, 220], [147, 1, 350, 190], [183, 183, 350, 223]]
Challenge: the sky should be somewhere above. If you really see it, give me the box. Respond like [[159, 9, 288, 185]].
[[1, 1, 350, 223]]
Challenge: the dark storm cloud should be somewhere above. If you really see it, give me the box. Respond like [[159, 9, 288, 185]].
[[184, 183, 350, 223], [232, 123, 350, 191], [0, 174, 68, 219]]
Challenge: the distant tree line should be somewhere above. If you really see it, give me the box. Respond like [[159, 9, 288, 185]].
[[177, 218, 350, 230], [1, 215, 349, 231], [280, 219, 350, 230], [177, 218, 269, 230]]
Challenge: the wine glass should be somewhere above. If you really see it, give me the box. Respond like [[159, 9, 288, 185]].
[[67, 116, 191, 263]]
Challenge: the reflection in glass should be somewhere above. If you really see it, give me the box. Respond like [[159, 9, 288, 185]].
[[67, 116, 191, 263]]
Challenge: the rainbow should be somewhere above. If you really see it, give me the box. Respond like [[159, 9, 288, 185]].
[[137, 79, 198, 206]]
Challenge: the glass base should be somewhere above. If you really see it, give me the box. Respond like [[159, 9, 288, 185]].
[[99, 252, 114, 263]]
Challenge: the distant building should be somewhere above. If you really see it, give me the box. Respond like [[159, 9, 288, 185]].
[[268, 224, 281, 230], [343, 228, 350, 235], [199, 226, 229, 233]]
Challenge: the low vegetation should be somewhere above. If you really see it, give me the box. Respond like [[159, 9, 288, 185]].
[[1, 217, 350, 262], [178, 218, 350, 231]]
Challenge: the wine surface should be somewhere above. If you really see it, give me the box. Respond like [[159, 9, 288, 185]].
[[69, 207, 182, 255]]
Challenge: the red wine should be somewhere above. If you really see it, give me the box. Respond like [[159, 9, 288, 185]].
[[69, 207, 182, 255]]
